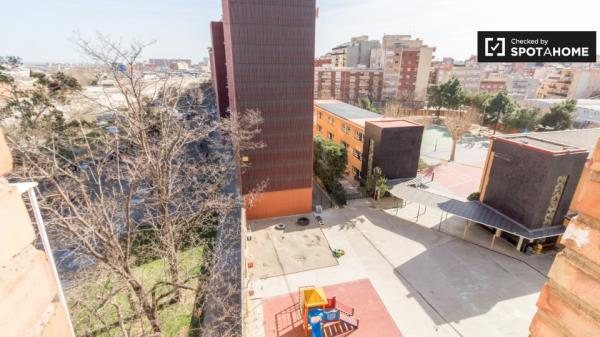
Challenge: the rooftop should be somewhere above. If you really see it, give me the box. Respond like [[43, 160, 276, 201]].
[[497, 129, 600, 157], [315, 100, 382, 120], [527, 129, 600, 156], [369, 119, 420, 128]]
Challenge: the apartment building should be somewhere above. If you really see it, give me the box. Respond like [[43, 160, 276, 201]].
[[435, 65, 483, 93], [314, 67, 383, 103], [211, 0, 316, 219], [326, 36, 381, 68], [479, 77, 507, 93], [314, 100, 423, 180], [536, 67, 600, 99], [506, 75, 540, 99], [536, 67, 576, 98], [380, 35, 434, 101]]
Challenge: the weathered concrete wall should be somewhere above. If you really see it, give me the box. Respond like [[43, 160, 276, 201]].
[[530, 139, 600, 337], [0, 130, 72, 337]]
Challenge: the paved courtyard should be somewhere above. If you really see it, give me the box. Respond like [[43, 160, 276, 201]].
[[246, 199, 552, 337], [248, 214, 338, 279]]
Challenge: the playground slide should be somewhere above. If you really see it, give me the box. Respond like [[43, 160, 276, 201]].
[[310, 319, 323, 337]]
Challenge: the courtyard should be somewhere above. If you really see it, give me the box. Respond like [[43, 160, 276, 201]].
[[245, 199, 554, 337]]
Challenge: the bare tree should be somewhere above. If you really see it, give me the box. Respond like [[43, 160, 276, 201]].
[[443, 110, 479, 162], [4, 36, 264, 337]]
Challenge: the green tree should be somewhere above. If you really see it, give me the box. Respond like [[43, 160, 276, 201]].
[[360, 96, 378, 113], [0, 67, 81, 134], [466, 91, 492, 124], [484, 91, 516, 133], [0, 55, 22, 67], [427, 84, 444, 120], [445, 78, 466, 111], [365, 167, 388, 200], [428, 79, 466, 121], [502, 107, 540, 130], [313, 135, 348, 204], [538, 99, 577, 130]]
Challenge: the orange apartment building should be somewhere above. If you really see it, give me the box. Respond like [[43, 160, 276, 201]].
[[314, 100, 379, 178], [314, 100, 423, 181]]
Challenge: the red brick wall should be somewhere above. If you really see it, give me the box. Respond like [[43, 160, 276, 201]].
[[530, 139, 600, 337]]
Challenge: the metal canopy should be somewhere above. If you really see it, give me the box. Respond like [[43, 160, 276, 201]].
[[389, 184, 565, 240]]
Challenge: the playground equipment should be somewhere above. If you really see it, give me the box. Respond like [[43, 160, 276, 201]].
[[299, 286, 359, 337]]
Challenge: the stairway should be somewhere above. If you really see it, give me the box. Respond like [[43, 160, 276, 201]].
[[339, 310, 359, 328]]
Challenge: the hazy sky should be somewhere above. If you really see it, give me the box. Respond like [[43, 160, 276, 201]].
[[2, 0, 598, 63]]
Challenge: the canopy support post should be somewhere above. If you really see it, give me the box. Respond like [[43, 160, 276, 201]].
[[517, 237, 525, 252], [491, 228, 502, 248]]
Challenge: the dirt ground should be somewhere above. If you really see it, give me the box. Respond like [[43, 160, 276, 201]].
[[248, 214, 339, 279]]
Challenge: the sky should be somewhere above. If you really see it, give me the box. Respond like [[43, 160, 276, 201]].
[[1, 0, 599, 63]]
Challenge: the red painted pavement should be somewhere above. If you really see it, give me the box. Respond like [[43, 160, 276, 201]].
[[430, 161, 484, 198], [262, 279, 403, 337]]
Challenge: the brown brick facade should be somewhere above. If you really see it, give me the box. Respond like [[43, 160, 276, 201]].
[[530, 139, 600, 337]]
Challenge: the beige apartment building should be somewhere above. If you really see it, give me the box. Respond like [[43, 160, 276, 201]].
[[378, 35, 434, 102], [435, 65, 482, 93], [537, 67, 600, 99], [326, 36, 381, 69]]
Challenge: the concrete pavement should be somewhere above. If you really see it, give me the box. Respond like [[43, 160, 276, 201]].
[[246, 199, 548, 337]]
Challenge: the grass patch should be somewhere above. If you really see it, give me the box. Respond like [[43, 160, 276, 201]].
[[69, 247, 204, 337]]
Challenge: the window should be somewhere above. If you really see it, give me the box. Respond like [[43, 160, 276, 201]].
[[341, 124, 351, 135], [352, 166, 361, 177], [316, 124, 322, 132], [327, 132, 334, 140], [355, 131, 363, 141], [341, 141, 349, 149], [328, 116, 335, 126], [352, 149, 362, 160], [317, 111, 322, 119]]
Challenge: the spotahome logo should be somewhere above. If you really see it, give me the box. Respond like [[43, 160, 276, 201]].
[[478, 31, 596, 62]]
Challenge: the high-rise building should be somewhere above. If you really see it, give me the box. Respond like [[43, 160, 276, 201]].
[[381, 35, 434, 101], [211, 0, 315, 219]]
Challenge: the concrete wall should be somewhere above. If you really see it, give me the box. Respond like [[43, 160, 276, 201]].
[[530, 139, 600, 337], [0, 130, 72, 337]]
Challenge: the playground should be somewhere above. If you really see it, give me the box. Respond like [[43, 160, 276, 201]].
[[262, 279, 402, 337]]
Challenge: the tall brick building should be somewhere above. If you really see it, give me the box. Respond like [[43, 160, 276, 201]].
[[211, 0, 316, 219]]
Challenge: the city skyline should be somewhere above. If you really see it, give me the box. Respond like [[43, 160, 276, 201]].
[[3, 0, 599, 63]]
